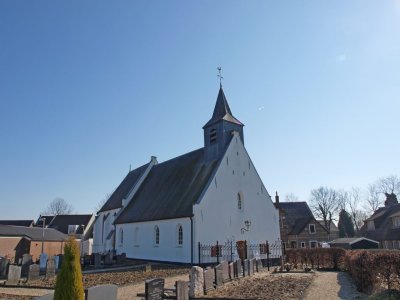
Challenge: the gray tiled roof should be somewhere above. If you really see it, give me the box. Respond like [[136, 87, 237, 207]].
[[114, 148, 218, 224], [0, 220, 34, 227], [0, 225, 67, 241], [48, 214, 93, 235], [98, 163, 150, 213], [203, 87, 243, 128]]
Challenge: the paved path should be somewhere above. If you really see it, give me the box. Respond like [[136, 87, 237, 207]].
[[304, 271, 366, 300]]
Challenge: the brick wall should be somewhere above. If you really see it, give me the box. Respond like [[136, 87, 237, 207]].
[[29, 240, 65, 261], [286, 221, 330, 248], [0, 237, 22, 263]]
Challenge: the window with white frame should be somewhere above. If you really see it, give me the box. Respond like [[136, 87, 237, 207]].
[[301, 242, 306, 248], [237, 193, 243, 210], [119, 228, 124, 245], [134, 227, 139, 246], [177, 224, 183, 246], [154, 225, 160, 246], [309, 224, 316, 234]]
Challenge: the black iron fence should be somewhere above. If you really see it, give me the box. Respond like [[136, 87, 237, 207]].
[[198, 240, 284, 264]]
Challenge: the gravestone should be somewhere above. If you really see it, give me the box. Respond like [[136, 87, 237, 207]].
[[256, 259, 262, 272], [203, 267, 214, 293], [7, 265, 21, 285], [235, 259, 243, 278], [243, 259, 249, 277], [21, 254, 32, 276], [39, 253, 48, 271], [46, 259, 56, 278], [28, 264, 40, 281], [53, 256, 60, 271], [214, 264, 224, 287], [189, 266, 204, 297], [248, 258, 254, 276], [0, 257, 9, 278], [94, 253, 101, 268], [104, 253, 113, 265], [86, 284, 118, 300], [176, 280, 189, 300], [116, 253, 126, 264], [221, 261, 229, 282], [145, 278, 164, 300], [228, 262, 234, 280], [145, 264, 152, 272]]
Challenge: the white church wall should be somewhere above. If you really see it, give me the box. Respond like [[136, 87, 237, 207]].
[[193, 132, 280, 261], [115, 217, 191, 263], [92, 208, 119, 253]]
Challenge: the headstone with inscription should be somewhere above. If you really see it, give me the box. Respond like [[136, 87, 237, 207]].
[[228, 262, 234, 280], [214, 264, 224, 287], [243, 259, 249, 277], [176, 280, 189, 300], [0, 257, 9, 278], [235, 259, 243, 278], [21, 254, 32, 276], [46, 259, 56, 278], [145, 278, 164, 300], [39, 253, 48, 271], [28, 264, 40, 281], [145, 264, 152, 272], [221, 261, 229, 282], [7, 265, 21, 285], [248, 258, 255, 276], [86, 284, 118, 300], [189, 266, 204, 298], [256, 259, 262, 272], [203, 267, 214, 293], [53, 256, 60, 271]]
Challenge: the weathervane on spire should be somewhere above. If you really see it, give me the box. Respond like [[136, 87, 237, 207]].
[[217, 67, 223, 88]]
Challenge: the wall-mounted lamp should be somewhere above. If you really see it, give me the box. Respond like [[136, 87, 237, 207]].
[[241, 220, 252, 234]]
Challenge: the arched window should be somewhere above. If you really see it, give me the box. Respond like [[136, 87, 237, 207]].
[[119, 228, 124, 245], [154, 225, 160, 245], [237, 193, 243, 210], [134, 227, 139, 246], [177, 224, 183, 245]]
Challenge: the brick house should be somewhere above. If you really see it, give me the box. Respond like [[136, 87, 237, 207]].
[[274, 193, 331, 248]]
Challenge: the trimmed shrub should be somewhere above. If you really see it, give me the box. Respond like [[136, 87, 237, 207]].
[[286, 248, 346, 270], [54, 236, 84, 300]]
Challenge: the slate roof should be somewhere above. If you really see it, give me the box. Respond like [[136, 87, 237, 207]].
[[330, 237, 379, 245], [35, 215, 55, 227], [114, 148, 218, 224], [0, 225, 68, 241], [48, 214, 93, 235], [359, 203, 400, 241], [98, 163, 150, 213], [203, 87, 243, 128], [275, 202, 324, 235], [0, 220, 34, 227]]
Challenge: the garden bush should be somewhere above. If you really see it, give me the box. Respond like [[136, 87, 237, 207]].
[[286, 248, 346, 270], [54, 236, 84, 300]]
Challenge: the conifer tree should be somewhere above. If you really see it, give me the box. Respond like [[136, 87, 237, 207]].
[[54, 236, 84, 300], [338, 209, 355, 238]]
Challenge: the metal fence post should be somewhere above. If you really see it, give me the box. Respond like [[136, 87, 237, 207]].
[[230, 240, 233, 262], [244, 240, 248, 260], [198, 242, 201, 264], [216, 241, 219, 264], [266, 240, 270, 271]]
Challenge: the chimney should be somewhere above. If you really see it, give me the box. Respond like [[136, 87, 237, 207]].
[[275, 191, 280, 204]]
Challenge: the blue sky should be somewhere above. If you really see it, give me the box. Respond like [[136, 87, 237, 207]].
[[1, 1, 399, 219]]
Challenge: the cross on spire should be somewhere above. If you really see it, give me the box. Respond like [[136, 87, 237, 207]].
[[217, 67, 223, 88]]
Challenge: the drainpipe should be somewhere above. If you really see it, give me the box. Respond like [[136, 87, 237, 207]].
[[190, 216, 194, 265]]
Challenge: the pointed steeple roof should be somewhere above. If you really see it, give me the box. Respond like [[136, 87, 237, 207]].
[[203, 87, 243, 128]]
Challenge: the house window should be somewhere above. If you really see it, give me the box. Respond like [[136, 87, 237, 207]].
[[237, 193, 243, 210], [310, 241, 317, 248], [177, 225, 183, 245], [119, 228, 123, 245], [290, 241, 297, 248], [309, 224, 316, 234], [154, 226, 160, 245], [392, 216, 400, 228], [301, 242, 306, 248], [68, 225, 78, 235], [134, 227, 139, 246], [210, 129, 217, 144]]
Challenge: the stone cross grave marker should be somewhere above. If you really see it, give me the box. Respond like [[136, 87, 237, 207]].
[[203, 267, 214, 294], [214, 264, 224, 287], [39, 253, 48, 271], [145, 278, 164, 300], [221, 261, 230, 283], [0, 257, 9, 278], [46, 258, 56, 279], [228, 262, 234, 280], [176, 280, 189, 300], [7, 265, 21, 285], [28, 264, 40, 281], [86, 284, 118, 300]]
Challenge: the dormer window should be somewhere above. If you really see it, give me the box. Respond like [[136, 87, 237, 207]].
[[210, 129, 217, 144], [68, 225, 78, 235]]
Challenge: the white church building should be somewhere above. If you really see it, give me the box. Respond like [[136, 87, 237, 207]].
[[92, 85, 280, 263]]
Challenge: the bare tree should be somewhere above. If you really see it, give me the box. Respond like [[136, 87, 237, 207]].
[[336, 189, 349, 211], [365, 183, 383, 213], [284, 193, 299, 202], [348, 187, 367, 232], [95, 192, 113, 212], [309, 187, 340, 233], [42, 198, 73, 215], [376, 175, 400, 195]]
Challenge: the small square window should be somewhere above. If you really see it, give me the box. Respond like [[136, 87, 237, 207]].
[[301, 242, 305, 248], [309, 224, 316, 234]]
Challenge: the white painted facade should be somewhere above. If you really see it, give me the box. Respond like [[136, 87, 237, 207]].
[[115, 217, 192, 263], [92, 208, 119, 253]]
